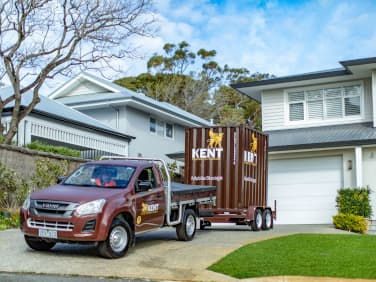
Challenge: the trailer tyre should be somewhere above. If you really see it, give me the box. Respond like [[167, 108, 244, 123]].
[[176, 209, 196, 241], [262, 209, 273, 230], [98, 218, 132, 259], [24, 235, 56, 251], [251, 209, 262, 231]]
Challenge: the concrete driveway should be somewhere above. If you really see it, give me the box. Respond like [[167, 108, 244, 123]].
[[0, 224, 352, 282]]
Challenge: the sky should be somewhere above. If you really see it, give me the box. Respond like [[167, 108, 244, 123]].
[[115, 0, 376, 79]]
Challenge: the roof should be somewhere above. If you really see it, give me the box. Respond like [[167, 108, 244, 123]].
[[267, 122, 376, 152], [232, 57, 376, 102], [0, 86, 134, 140], [50, 72, 212, 127]]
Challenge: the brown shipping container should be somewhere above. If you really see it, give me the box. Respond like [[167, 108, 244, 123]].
[[184, 126, 272, 229]]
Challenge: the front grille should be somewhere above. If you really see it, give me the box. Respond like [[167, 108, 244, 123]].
[[28, 219, 74, 231], [30, 200, 78, 218], [82, 219, 96, 232]]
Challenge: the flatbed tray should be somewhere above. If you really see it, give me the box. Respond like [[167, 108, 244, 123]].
[[169, 182, 217, 195]]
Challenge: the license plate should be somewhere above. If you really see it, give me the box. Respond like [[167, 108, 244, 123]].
[[38, 228, 58, 239]]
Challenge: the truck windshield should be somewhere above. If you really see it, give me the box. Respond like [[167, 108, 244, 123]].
[[63, 164, 136, 189]]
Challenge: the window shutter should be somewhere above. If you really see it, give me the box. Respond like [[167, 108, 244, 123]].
[[345, 96, 360, 116], [289, 103, 304, 121], [306, 90, 323, 120], [344, 85, 360, 116], [288, 92, 304, 121], [325, 88, 342, 118]]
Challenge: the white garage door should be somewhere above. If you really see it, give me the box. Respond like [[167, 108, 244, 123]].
[[268, 156, 343, 224]]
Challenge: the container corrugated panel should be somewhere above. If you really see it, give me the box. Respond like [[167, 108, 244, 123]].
[[184, 126, 268, 210]]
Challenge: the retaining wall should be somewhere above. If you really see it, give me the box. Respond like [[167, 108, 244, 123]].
[[0, 144, 87, 180]]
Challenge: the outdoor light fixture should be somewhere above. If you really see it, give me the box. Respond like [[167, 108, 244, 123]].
[[347, 160, 352, 170]]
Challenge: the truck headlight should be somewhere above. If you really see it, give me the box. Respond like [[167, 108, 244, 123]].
[[76, 199, 106, 216], [22, 195, 30, 210]]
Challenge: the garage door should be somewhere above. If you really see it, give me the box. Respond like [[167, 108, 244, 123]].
[[268, 156, 343, 224]]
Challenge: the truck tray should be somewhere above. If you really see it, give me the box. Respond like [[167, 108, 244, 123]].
[[167, 182, 216, 206]]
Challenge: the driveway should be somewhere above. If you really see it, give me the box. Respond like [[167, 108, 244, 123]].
[[0, 224, 351, 282]]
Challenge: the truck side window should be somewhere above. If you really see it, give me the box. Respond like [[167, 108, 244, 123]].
[[136, 168, 156, 192]]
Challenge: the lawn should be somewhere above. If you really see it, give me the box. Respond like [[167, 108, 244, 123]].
[[208, 234, 376, 279]]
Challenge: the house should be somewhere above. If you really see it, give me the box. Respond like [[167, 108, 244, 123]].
[[49, 72, 212, 166], [0, 86, 134, 159], [232, 57, 376, 224]]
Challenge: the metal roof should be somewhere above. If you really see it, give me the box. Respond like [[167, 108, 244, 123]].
[[0, 86, 134, 140], [52, 72, 212, 127], [267, 122, 376, 152]]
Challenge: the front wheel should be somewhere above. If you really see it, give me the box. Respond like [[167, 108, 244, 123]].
[[24, 235, 56, 251], [98, 218, 132, 259], [176, 209, 196, 241]]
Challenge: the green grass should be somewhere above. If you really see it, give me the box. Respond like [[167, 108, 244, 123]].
[[208, 234, 376, 279]]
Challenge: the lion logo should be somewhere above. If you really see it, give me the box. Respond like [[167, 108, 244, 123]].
[[141, 202, 148, 215], [207, 130, 224, 148], [249, 133, 257, 153]]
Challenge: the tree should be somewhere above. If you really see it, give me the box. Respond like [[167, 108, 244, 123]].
[[115, 40, 274, 126], [0, 0, 154, 144]]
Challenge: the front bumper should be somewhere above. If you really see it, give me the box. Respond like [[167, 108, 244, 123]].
[[20, 208, 107, 242]]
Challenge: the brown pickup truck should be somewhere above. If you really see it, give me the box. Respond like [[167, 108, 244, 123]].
[[20, 157, 216, 258]]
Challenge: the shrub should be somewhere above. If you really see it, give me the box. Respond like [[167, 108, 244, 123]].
[[0, 209, 20, 230], [0, 162, 30, 209], [336, 187, 372, 218], [333, 213, 368, 234], [31, 158, 69, 190], [26, 141, 81, 158]]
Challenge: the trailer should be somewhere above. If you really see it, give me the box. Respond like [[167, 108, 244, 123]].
[[184, 125, 275, 231]]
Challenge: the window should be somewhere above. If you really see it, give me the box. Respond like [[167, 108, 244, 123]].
[[149, 117, 156, 133], [165, 123, 174, 138], [287, 84, 361, 122], [149, 117, 174, 139]]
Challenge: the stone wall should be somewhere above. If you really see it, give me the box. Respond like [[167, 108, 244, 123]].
[[0, 144, 87, 180]]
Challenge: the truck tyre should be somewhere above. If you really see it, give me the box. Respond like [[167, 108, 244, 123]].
[[251, 209, 262, 231], [24, 235, 56, 251], [262, 209, 273, 230], [98, 218, 132, 259], [176, 209, 196, 241]]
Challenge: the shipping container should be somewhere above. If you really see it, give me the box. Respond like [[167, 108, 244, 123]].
[[184, 125, 274, 230]]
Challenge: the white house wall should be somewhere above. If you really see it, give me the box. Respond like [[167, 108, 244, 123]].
[[80, 105, 185, 163], [362, 147, 376, 219], [67, 81, 108, 97], [261, 88, 285, 131], [124, 106, 185, 161]]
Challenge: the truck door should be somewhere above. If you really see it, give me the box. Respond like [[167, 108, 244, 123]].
[[134, 167, 165, 233]]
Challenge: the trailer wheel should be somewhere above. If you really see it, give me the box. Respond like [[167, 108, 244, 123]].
[[176, 209, 196, 241], [98, 218, 132, 259], [24, 235, 56, 251], [251, 209, 262, 231], [262, 209, 273, 230]]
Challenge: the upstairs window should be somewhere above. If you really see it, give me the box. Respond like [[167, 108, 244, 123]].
[[149, 117, 174, 139], [287, 84, 361, 122]]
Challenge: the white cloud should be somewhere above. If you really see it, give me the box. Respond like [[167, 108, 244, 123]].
[[65, 0, 376, 82]]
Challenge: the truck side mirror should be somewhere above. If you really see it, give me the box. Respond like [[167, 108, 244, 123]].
[[136, 181, 152, 192], [57, 176, 66, 184]]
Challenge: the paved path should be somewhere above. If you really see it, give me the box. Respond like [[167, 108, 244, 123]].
[[0, 225, 356, 281]]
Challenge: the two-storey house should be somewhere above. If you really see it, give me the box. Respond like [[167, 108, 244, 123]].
[[49, 72, 212, 167], [233, 57, 376, 224]]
